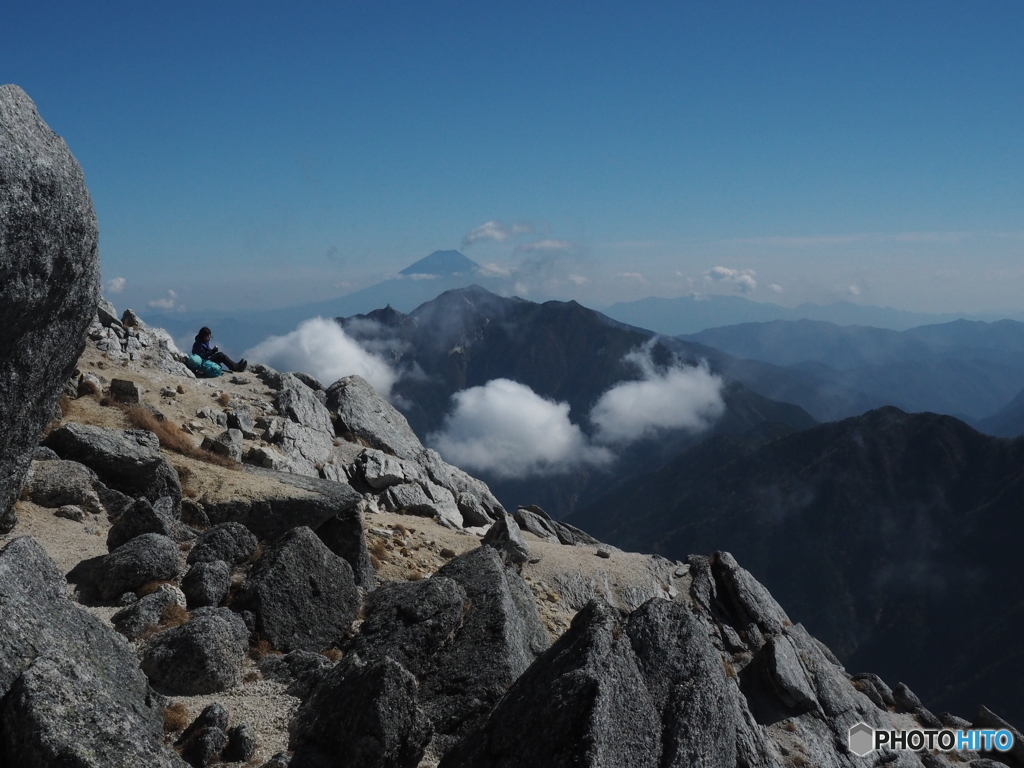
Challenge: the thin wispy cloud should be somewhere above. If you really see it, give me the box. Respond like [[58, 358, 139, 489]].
[[616, 272, 645, 282], [723, 230, 973, 247], [105, 277, 126, 294], [514, 238, 575, 253]]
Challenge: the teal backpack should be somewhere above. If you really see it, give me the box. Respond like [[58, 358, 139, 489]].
[[185, 354, 225, 378]]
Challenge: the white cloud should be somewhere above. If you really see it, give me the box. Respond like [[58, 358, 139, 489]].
[[463, 220, 533, 246], [245, 317, 397, 395], [515, 238, 575, 253], [478, 262, 512, 277], [590, 347, 725, 444], [147, 289, 178, 309], [848, 284, 861, 296], [769, 283, 783, 293], [428, 379, 612, 479], [705, 266, 757, 293], [105, 277, 126, 294], [616, 272, 645, 282], [567, 274, 590, 285]]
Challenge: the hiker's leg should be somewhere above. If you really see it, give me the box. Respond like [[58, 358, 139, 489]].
[[209, 351, 238, 370]]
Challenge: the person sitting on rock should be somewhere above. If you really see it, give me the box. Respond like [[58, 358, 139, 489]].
[[192, 327, 247, 372]]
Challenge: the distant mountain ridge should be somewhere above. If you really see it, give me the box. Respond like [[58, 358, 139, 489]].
[[338, 285, 816, 516], [604, 293, 1022, 335], [683, 318, 1024, 426]]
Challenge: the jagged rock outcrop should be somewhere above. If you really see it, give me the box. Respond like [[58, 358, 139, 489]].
[[0, 537, 185, 766], [328, 375, 423, 460], [340, 546, 550, 754], [0, 84, 100, 532], [43, 423, 182, 510], [314, 506, 375, 589]]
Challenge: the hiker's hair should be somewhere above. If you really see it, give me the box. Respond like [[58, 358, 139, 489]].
[[198, 326, 212, 337]]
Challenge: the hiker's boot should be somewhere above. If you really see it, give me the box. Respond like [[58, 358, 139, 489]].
[[235, 359, 248, 372]]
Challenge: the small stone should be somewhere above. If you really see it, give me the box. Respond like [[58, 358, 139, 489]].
[[54, 504, 86, 522], [109, 378, 144, 404], [177, 384, 186, 394], [160, 387, 177, 398], [596, 547, 611, 559]]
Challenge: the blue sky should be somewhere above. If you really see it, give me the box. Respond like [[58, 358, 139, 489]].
[[4, 1, 1024, 314]]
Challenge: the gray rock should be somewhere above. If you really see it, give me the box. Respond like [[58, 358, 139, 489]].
[[93, 533, 182, 600], [892, 681, 923, 711], [111, 583, 186, 641], [181, 560, 231, 608], [78, 372, 103, 397], [275, 374, 334, 434], [32, 446, 60, 461], [25, 458, 103, 514], [97, 298, 121, 328], [346, 577, 469, 679], [417, 449, 504, 522], [357, 448, 423, 489], [711, 551, 790, 642], [438, 600, 661, 768], [514, 506, 560, 543], [1, 652, 187, 768], [551, 519, 600, 547], [385, 482, 439, 515], [109, 378, 143, 404], [54, 504, 86, 522], [196, 407, 228, 427], [121, 308, 144, 328], [764, 633, 818, 713], [43, 424, 181, 509], [223, 723, 258, 763], [625, 599, 735, 768], [201, 428, 243, 463], [315, 507, 375, 589], [0, 85, 100, 533], [421, 547, 550, 746], [227, 408, 257, 439], [289, 655, 432, 768], [261, 753, 291, 768], [181, 727, 227, 768], [107, 496, 176, 551], [0, 537, 183, 766], [203, 467, 361, 541], [291, 371, 325, 391], [187, 522, 258, 566], [327, 375, 424, 460], [481, 513, 531, 565], [972, 705, 1024, 766], [94, 480, 134, 519], [140, 607, 249, 694], [257, 650, 332, 699], [239, 526, 359, 653], [177, 703, 230, 768]]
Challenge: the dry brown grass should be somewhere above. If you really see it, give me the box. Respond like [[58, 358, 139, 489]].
[[124, 406, 238, 469], [217, 392, 232, 407], [368, 538, 390, 564], [249, 636, 279, 660], [58, 393, 73, 417], [440, 547, 457, 560], [792, 755, 806, 767], [161, 603, 189, 629], [723, 660, 737, 679], [321, 647, 343, 662], [78, 378, 100, 396], [163, 702, 191, 732], [784, 720, 797, 733]]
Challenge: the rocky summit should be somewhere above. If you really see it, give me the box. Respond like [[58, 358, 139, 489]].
[[1, 83, 1022, 768]]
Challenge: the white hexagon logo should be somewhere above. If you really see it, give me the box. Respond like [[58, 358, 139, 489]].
[[848, 722, 874, 756]]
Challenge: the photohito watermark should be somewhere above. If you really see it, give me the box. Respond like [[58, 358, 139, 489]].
[[848, 722, 1015, 757]]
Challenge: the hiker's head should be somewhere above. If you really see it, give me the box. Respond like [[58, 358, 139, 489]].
[[198, 326, 212, 342]]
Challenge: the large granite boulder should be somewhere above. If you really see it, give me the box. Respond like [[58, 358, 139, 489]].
[[43, 424, 181, 508], [238, 526, 359, 653], [327, 375, 424, 460], [140, 607, 249, 695], [0, 84, 100, 532], [0, 537, 184, 766]]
